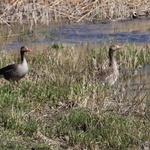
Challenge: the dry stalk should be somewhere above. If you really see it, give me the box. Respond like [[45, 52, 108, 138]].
[[36, 130, 65, 147], [0, 0, 149, 25]]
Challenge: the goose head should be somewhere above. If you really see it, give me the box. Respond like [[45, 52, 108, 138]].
[[20, 46, 32, 61], [20, 46, 32, 53], [109, 45, 122, 52], [109, 45, 122, 67], [109, 45, 122, 57]]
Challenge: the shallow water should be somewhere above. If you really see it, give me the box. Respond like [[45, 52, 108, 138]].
[[54, 18, 150, 44], [2, 17, 150, 51]]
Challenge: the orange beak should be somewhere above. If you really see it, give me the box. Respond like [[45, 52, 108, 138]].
[[26, 47, 32, 52], [116, 45, 122, 49]]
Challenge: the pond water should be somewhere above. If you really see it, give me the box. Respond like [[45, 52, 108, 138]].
[[53, 18, 150, 44], [2, 17, 150, 51]]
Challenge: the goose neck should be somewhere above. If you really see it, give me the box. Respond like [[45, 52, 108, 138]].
[[21, 51, 25, 63], [109, 49, 118, 74], [109, 49, 114, 67]]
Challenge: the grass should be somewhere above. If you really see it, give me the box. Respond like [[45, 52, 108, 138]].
[[0, 0, 149, 25], [0, 44, 149, 149]]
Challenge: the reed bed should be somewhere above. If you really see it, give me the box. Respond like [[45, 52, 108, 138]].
[[0, 0, 149, 25], [0, 44, 149, 149]]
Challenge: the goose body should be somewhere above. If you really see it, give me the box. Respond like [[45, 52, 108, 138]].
[[95, 45, 122, 85], [0, 46, 31, 81]]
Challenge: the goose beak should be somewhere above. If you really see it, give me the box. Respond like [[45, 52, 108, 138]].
[[116, 45, 122, 49], [25, 47, 32, 52], [116, 45, 123, 50]]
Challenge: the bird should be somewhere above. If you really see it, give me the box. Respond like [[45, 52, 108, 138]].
[[131, 12, 138, 19], [0, 46, 32, 82], [93, 45, 122, 86]]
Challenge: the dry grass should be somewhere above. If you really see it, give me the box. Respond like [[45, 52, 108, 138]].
[[0, 0, 149, 25]]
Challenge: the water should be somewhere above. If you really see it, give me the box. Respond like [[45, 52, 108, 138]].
[[2, 17, 150, 51], [54, 18, 150, 44]]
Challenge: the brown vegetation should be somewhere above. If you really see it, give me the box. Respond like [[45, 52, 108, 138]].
[[0, 0, 149, 25]]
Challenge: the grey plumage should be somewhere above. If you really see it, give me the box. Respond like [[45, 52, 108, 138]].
[[0, 46, 32, 82], [93, 45, 122, 85]]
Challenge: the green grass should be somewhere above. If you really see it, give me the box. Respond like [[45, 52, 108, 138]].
[[0, 44, 149, 149], [40, 109, 149, 149]]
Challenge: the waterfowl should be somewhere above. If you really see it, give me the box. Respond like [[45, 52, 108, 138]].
[[94, 45, 122, 86], [131, 12, 138, 19], [0, 46, 32, 82]]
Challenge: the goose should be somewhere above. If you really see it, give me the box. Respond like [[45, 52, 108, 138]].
[[0, 46, 32, 82], [94, 45, 122, 86]]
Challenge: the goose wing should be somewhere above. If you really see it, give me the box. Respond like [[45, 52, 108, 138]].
[[91, 67, 114, 85], [0, 64, 19, 80]]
